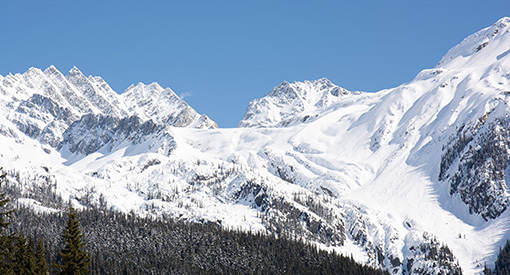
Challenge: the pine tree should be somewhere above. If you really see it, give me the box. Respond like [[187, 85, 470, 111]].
[[483, 262, 493, 274], [26, 236, 37, 274], [494, 240, 510, 275], [12, 235, 26, 275], [13, 234, 36, 275], [35, 239, 48, 275], [55, 205, 90, 275], [0, 169, 14, 274]]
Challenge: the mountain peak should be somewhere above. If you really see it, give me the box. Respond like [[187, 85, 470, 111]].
[[239, 78, 352, 128], [120, 81, 216, 128], [123, 82, 165, 99], [312, 77, 333, 85], [268, 78, 335, 98], [68, 66, 84, 76], [147, 82, 164, 92], [496, 16, 510, 25], [23, 67, 44, 78], [272, 78, 333, 91], [44, 65, 59, 74], [277, 80, 290, 86], [437, 17, 510, 68], [48, 64, 58, 70]]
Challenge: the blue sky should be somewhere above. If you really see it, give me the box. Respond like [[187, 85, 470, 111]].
[[1, 1, 508, 127]]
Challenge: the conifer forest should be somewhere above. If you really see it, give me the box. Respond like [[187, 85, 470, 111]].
[[0, 170, 390, 274]]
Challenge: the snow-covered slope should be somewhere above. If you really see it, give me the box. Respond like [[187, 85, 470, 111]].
[[2, 17, 510, 275]]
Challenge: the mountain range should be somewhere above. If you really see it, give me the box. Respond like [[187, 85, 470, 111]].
[[1, 17, 510, 274]]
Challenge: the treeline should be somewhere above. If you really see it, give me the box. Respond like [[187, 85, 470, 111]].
[[1, 170, 390, 275]]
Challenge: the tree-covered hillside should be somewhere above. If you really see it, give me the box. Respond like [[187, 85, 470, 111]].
[[2, 170, 389, 275], [12, 206, 389, 275]]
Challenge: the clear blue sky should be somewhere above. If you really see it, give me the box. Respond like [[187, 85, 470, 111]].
[[1, 1, 508, 127]]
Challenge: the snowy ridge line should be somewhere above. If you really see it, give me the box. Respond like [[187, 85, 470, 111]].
[[0, 65, 216, 149]]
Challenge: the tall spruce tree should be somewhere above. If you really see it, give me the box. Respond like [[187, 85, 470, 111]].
[[35, 239, 48, 275], [56, 205, 90, 275], [26, 236, 37, 274], [13, 234, 36, 275], [0, 169, 14, 274], [494, 240, 510, 274]]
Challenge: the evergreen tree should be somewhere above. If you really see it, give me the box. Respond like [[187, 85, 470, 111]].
[[12, 235, 26, 275], [26, 237, 37, 274], [494, 240, 510, 275], [35, 239, 48, 275], [13, 234, 36, 275], [55, 205, 90, 275], [483, 262, 493, 274], [0, 169, 14, 274]]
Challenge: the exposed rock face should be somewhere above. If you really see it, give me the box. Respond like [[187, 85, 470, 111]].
[[440, 109, 510, 220], [0, 66, 216, 154], [122, 82, 217, 129], [61, 114, 175, 156]]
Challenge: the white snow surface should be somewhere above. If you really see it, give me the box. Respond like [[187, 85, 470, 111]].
[[1, 17, 510, 274]]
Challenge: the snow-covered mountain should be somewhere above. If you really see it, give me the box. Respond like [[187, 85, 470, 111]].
[[238, 78, 356, 128], [2, 17, 510, 275], [0, 66, 216, 148]]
